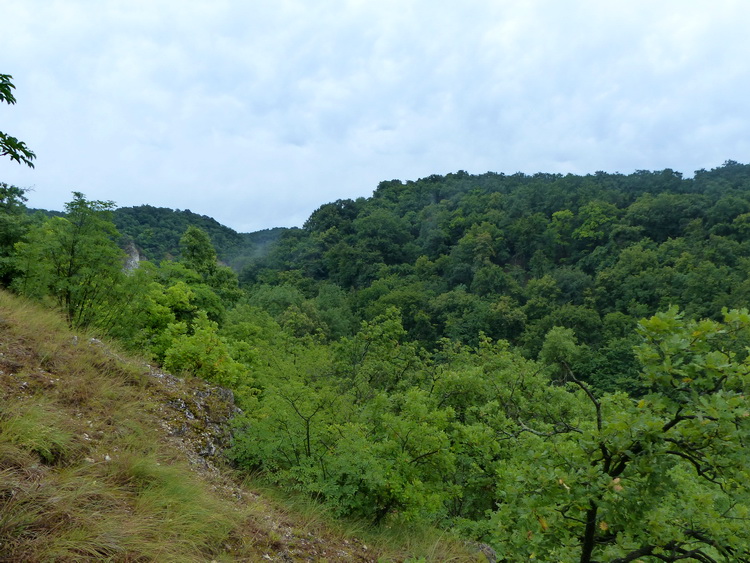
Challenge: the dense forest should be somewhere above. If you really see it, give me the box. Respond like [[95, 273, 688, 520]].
[[112, 204, 286, 272], [3, 160, 750, 561]]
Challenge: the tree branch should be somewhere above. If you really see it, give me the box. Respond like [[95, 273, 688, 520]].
[[562, 361, 602, 432]]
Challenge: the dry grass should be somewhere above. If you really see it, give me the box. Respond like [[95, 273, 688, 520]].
[[239, 476, 484, 563], [0, 291, 245, 562]]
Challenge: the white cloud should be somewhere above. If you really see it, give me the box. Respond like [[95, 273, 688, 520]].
[[2, 0, 750, 231]]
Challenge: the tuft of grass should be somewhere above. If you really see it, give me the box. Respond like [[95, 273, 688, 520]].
[[363, 522, 482, 562], [0, 402, 77, 464]]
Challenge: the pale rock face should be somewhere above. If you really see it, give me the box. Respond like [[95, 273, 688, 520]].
[[124, 241, 141, 272]]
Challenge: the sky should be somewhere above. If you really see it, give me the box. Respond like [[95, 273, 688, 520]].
[[2, 1, 750, 233]]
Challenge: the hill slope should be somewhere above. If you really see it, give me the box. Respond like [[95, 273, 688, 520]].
[[1, 290, 475, 562], [113, 205, 246, 262]]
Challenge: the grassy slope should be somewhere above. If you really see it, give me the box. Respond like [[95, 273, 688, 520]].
[[0, 290, 478, 562]]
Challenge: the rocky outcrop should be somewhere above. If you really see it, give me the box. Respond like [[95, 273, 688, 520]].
[[146, 365, 241, 473], [85, 336, 241, 475]]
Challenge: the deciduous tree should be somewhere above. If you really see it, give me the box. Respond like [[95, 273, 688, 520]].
[[488, 308, 750, 562], [13, 192, 125, 328]]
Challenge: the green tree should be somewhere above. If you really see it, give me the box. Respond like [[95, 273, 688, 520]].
[[1, 74, 36, 167], [180, 225, 217, 276], [488, 308, 750, 561], [178, 225, 243, 306], [108, 270, 204, 360], [334, 307, 419, 399], [0, 183, 31, 284], [352, 208, 414, 265], [350, 388, 456, 523], [13, 192, 125, 328], [573, 200, 619, 245], [313, 282, 355, 340], [229, 340, 348, 482]]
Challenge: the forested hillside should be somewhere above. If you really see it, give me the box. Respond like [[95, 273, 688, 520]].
[[113, 205, 244, 264], [239, 160, 750, 390], [113, 205, 287, 272], [3, 160, 750, 561]]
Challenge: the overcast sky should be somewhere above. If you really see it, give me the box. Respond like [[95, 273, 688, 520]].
[[2, 1, 749, 232]]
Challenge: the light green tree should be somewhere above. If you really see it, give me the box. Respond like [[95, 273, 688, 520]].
[[163, 311, 247, 388], [13, 192, 125, 328]]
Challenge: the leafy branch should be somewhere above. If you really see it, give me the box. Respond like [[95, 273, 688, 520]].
[[1, 74, 36, 168]]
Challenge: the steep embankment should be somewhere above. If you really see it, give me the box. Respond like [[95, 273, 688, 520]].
[[0, 290, 398, 562]]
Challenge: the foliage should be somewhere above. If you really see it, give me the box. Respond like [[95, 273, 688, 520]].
[[163, 311, 248, 388], [214, 162, 750, 399], [0, 74, 36, 167], [113, 204, 250, 266], [0, 183, 31, 284], [1, 289, 457, 562], [180, 225, 218, 275], [486, 308, 750, 561], [12, 192, 127, 328]]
